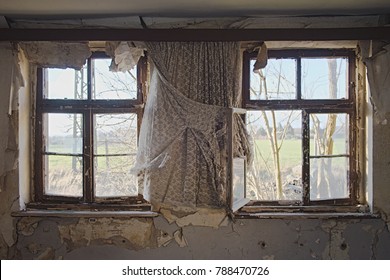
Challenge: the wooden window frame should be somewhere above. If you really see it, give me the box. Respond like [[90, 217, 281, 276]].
[[242, 49, 360, 208], [32, 52, 149, 209]]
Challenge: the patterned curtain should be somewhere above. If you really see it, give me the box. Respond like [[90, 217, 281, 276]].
[[133, 42, 250, 210]]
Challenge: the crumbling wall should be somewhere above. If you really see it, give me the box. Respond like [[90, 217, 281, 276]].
[[373, 114, 390, 229], [0, 42, 21, 259], [13, 216, 390, 259]]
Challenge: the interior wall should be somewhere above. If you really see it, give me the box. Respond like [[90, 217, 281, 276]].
[[0, 42, 20, 259], [1, 40, 390, 259]]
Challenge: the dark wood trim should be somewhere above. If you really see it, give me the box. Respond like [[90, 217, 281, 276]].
[[243, 49, 358, 59], [38, 100, 143, 111], [242, 48, 358, 207], [137, 54, 148, 139], [242, 51, 251, 108], [34, 53, 146, 205], [245, 100, 354, 110], [34, 68, 44, 201], [302, 110, 310, 205], [348, 51, 358, 204], [1, 27, 390, 41], [297, 57, 302, 100]]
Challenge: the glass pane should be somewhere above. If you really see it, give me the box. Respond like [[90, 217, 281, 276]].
[[46, 67, 87, 99], [310, 113, 349, 156], [94, 113, 138, 197], [250, 58, 296, 100], [302, 57, 348, 99], [95, 155, 138, 197], [44, 113, 83, 154], [246, 110, 302, 200], [310, 157, 349, 200], [94, 114, 138, 156], [44, 155, 83, 197], [232, 157, 246, 203], [92, 58, 138, 100]]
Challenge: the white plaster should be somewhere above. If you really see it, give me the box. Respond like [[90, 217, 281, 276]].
[[173, 229, 188, 247], [157, 231, 173, 247], [160, 208, 227, 228], [265, 41, 358, 49], [19, 42, 91, 70], [18, 50, 31, 210], [366, 64, 374, 213], [363, 40, 374, 212]]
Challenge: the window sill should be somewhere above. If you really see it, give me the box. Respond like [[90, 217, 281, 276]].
[[235, 212, 379, 219], [12, 210, 158, 218], [235, 204, 379, 219]]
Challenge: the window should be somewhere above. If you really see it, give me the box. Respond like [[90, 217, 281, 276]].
[[242, 49, 361, 209], [34, 53, 147, 207]]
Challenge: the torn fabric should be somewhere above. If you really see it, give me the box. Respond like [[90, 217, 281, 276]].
[[253, 42, 268, 72], [133, 42, 251, 211], [364, 43, 390, 123]]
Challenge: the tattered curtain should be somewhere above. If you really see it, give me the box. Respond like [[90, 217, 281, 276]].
[[133, 41, 250, 210]]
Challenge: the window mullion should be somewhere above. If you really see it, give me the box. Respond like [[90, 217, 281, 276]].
[[34, 68, 45, 201], [302, 110, 310, 205], [83, 110, 93, 203], [297, 57, 302, 100], [84, 57, 94, 203]]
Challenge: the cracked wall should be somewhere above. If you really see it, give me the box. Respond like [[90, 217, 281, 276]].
[[0, 42, 21, 259], [1, 41, 390, 260], [373, 115, 390, 229], [12, 216, 390, 259]]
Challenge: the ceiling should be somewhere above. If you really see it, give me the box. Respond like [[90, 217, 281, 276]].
[[1, 0, 390, 18]]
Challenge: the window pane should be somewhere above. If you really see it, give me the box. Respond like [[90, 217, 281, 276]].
[[44, 113, 83, 154], [94, 156, 138, 197], [94, 113, 138, 156], [94, 113, 138, 197], [309, 113, 349, 156], [46, 67, 87, 99], [309, 113, 350, 201], [92, 58, 138, 100], [250, 58, 296, 100], [246, 110, 302, 201], [302, 57, 348, 99], [310, 157, 349, 200], [44, 155, 83, 197]]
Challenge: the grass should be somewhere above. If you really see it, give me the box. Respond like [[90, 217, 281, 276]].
[[252, 138, 348, 168], [248, 138, 349, 200]]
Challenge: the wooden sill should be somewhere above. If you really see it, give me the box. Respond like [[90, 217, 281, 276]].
[[12, 210, 158, 218], [235, 204, 379, 219]]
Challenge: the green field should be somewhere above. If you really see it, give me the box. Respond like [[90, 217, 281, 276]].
[[252, 138, 348, 169]]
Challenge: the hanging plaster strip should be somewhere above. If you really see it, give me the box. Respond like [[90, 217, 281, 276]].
[[364, 43, 390, 124], [9, 51, 25, 115], [8, 62, 14, 116]]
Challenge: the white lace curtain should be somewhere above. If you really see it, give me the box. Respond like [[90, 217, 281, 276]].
[[364, 43, 390, 123], [133, 42, 250, 210]]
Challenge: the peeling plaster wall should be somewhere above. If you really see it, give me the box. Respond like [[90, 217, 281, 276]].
[[12, 216, 390, 260], [0, 42, 21, 259], [1, 39, 390, 259], [373, 115, 390, 227]]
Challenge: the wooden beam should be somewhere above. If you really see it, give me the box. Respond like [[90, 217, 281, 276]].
[[0, 27, 389, 41]]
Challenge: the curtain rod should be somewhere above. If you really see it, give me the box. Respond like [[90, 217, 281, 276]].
[[0, 27, 389, 41]]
